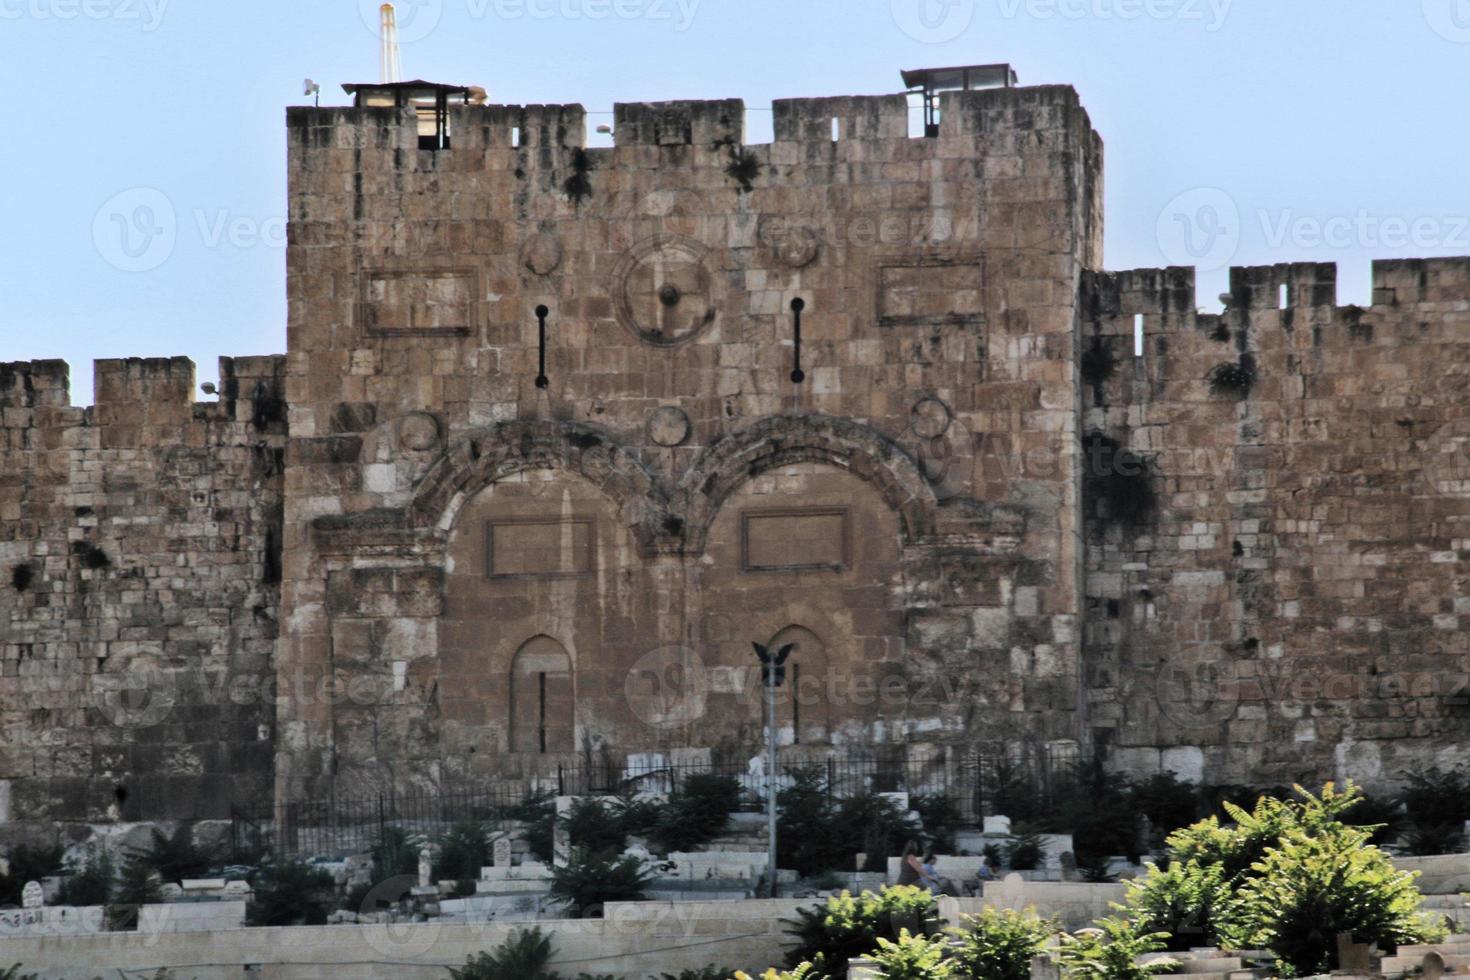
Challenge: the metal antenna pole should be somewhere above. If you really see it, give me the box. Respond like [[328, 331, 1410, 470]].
[[767, 668, 778, 898]]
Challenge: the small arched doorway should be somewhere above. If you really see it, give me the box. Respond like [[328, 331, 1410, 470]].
[[769, 625, 829, 745], [510, 636, 575, 754]]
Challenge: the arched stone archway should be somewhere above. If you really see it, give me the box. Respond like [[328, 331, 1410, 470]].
[[509, 635, 575, 754], [680, 414, 937, 554], [409, 419, 675, 553]]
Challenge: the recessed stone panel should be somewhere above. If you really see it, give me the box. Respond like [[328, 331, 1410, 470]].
[[741, 508, 850, 573], [486, 518, 595, 578], [877, 257, 985, 328]]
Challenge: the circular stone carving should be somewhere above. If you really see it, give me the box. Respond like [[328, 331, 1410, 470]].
[[521, 233, 563, 277], [580, 446, 613, 480], [613, 236, 718, 346], [647, 406, 692, 448], [398, 413, 441, 453], [774, 226, 820, 269], [910, 397, 953, 440]]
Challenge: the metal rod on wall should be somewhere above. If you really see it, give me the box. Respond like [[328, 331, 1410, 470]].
[[535, 304, 550, 389], [790, 297, 806, 384]]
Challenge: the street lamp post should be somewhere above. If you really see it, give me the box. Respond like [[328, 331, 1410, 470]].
[[753, 641, 793, 899]]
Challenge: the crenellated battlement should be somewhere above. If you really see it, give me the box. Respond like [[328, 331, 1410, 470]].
[[0, 356, 287, 437], [287, 84, 1091, 162]]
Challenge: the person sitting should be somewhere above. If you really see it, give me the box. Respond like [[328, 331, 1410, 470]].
[[922, 849, 963, 897]]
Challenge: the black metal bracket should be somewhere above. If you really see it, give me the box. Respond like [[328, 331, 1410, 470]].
[[790, 297, 806, 384], [535, 305, 550, 389]]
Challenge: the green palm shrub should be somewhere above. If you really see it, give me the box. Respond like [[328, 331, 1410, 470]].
[[450, 927, 557, 980], [870, 929, 955, 979], [1055, 917, 1176, 980], [245, 860, 334, 926], [657, 969, 736, 980], [435, 821, 494, 882], [564, 799, 629, 856], [782, 885, 940, 978], [548, 848, 654, 917], [106, 851, 164, 931], [1217, 824, 1446, 975], [139, 825, 211, 883], [949, 907, 1055, 980]]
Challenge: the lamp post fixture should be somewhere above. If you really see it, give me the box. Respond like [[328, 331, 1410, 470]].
[[753, 641, 793, 898]]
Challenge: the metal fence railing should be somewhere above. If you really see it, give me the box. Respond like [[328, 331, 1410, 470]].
[[232, 744, 1081, 863]]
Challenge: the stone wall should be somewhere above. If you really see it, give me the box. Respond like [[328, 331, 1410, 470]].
[[1082, 259, 1470, 788], [0, 356, 285, 830], [276, 83, 1103, 800]]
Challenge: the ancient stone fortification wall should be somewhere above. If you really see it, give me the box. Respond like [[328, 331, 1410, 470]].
[[0, 357, 285, 829], [1082, 258, 1470, 788], [277, 83, 1103, 800]]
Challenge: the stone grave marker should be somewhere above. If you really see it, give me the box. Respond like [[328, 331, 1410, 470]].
[[21, 882, 42, 910]]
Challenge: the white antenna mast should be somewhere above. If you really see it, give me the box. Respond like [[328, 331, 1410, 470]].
[[380, 3, 403, 84]]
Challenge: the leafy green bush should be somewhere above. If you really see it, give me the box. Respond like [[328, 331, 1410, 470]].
[[0, 966, 40, 980], [1123, 782, 1446, 968], [106, 851, 164, 931], [782, 886, 940, 978], [1056, 917, 1176, 980], [517, 793, 557, 864], [734, 966, 821, 980], [1124, 857, 1229, 950], [949, 907, 1055, 980], [564, 799, 628, 856], [870, 929, 955, 979], [0, 844, 64, 907], [548, 848, 654, 917], [912, 794, 962, 854], [58, 849, 114, 907], [1127, 773, 1202, 850], [658, 969, 736, 980], [1397, 768, 1470, 855], [777, 769, 922, 877], [435, 821, 493, 882], [245, 860, 334, 926], [1217, 824, 1446, 975], [372, 824, 422, 880], [614, 791, 665, 840], [651, 775, 740, 853]]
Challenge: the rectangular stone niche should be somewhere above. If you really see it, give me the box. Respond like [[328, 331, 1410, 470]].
[[486, 517, 596, 578], [741, 508, 850, 573], [358, 267, 477, 336], [877, 256, 986, 328]]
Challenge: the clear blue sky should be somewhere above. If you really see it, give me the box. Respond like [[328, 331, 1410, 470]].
[[3, 0, 1467, 403]]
